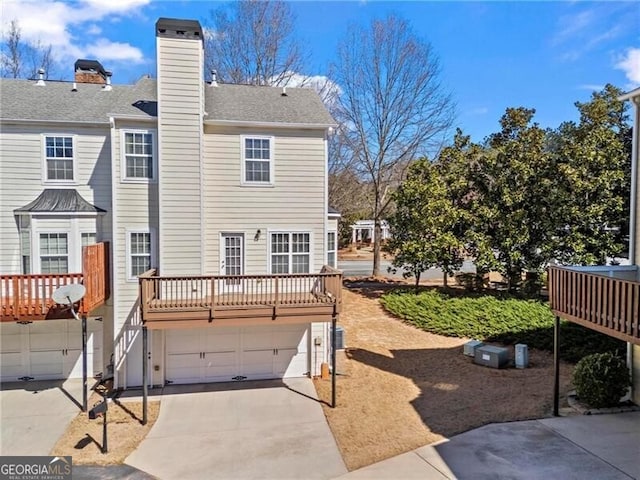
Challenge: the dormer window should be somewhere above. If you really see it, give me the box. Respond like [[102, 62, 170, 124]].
[[43, 135, 75, 183]]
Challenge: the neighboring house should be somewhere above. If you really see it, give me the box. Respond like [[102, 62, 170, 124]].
[[0, 18, 341, 390], [350, 219, 391, 245], [549, 86, 640, 405]]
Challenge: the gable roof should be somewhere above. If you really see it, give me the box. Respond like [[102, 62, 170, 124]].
[[15, 189, 106, 214], [0, 77, 335, 127]]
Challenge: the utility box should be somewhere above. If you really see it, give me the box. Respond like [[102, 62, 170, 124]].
[[474, 345, 509, 369], [331, 326, 345, 350], [463, 340, 484, 357], [515, 344, 529, 369]]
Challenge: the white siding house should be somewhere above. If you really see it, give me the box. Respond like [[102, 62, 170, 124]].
[[0, 17, 340, 389]]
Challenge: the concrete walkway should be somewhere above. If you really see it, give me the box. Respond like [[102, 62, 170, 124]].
[[335, 412, 640, 480], [125, 378, 347, 480], [0, 379, 84, 456]]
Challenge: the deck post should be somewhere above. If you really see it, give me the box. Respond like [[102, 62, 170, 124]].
[[142, 325, 148, 425], [553, 315, 560, 416], [331, 314, 337, 408], [82, 315, 88, 412]]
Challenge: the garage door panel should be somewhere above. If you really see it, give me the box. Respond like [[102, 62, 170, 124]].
[[30, 351, 64, 377], [204, 330, 239, 351], [240, 349, 274, 378], [0, 352, 25, 380], [203, 351, 238, 381], [166, 353, 202, 384], [0, 324, 24, 352], [29, 332, 65, 351]]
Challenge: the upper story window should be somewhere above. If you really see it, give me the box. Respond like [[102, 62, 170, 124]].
[[127, 230, 153, 280], [122, 130, 156, 182], [44, 135, 75, 182], [39, 233, 69, 274], [327, 231, 337, 268], [270, 232, 310, 274], [242, 136, 273, 185]]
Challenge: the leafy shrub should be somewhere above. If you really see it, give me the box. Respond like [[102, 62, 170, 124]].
[[380, 289, 625, 362], [572, 353, 630, 408]]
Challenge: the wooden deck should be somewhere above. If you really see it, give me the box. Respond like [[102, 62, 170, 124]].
[[0, 242, 110, 322], [549, 265, 640, 344], [139, 266, 342, 329]]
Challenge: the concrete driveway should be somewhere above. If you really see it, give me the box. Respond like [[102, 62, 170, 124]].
[[0, 379, 83, 456], [125, 378, 347, 480], [336, 412, 640, 479]]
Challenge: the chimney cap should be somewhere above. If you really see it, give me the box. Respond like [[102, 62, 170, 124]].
[[74, 59, 107, 77], [156, 18, 203, 42]]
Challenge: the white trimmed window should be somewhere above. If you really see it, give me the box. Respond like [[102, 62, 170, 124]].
[[270, 232, 310, 274], [242, 136, 273, 184], [128, 231, 152, 279], [327, 231, 337, 268], [39, 233, 69, 273], [81, 232, 97, 247], [122, 130, 155, 181], [44, 135, 74, 182]]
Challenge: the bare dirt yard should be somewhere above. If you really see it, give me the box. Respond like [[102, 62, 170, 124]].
[[51, 390, 160, 465], [314, 281, 574, 471]]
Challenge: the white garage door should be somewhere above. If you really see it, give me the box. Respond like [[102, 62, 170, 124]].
[[0, 319, 103, 383], [165, 324, 309, 385]]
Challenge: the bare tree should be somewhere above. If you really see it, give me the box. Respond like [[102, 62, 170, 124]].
[[331, 15, 455, 276], [1, 20, 57, 79], [205, 0, 307, 86]]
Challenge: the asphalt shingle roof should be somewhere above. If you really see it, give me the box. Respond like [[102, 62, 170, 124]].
[[0, 76, 157, 123], [0, 77, 335, 126]]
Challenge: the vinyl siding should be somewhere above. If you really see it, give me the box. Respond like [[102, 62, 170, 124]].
[[111, 120, 159, 337], [0, 124, 112, 273], [157, 35, 203, 276], [203, 126, 327, 275]]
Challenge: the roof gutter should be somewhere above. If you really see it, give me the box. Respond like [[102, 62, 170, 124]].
[[204, 119, 338, 129], [1, 118, 109, 127], [108, 114, 157, 123]]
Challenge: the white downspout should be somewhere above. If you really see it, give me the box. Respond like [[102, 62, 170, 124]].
[[625, 98, 639, 401]]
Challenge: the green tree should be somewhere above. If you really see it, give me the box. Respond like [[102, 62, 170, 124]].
[[470, 107, 556, 289], [552, 84, 631, 265], [386, 158, 464, 290]]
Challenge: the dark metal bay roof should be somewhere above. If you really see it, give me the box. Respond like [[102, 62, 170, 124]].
[[15, 189, 106, 214]]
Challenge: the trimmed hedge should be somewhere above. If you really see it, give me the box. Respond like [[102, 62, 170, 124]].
[[380, 289, 625, 362]]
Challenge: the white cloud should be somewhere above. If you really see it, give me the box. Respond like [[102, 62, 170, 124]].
[[85, 39, 144, 63], [467, 107, 488, 116], [0, 0, 149, 68], [577, 84, 605, 91], [280, 72, 343, 107], [615, 48, 640, 87]]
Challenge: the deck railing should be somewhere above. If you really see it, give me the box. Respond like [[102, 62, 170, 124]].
[[548, 265, 640, 344], [0, 242, 110, 321], [139, 265, 342, 323]]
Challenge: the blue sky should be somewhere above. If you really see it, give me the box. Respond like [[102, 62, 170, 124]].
[[2, 1, 638, 141]]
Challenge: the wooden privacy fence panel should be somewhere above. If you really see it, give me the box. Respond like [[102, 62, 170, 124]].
[[549, 266, 640, 344]]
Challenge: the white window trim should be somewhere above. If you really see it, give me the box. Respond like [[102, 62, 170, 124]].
[[240, 135, 275, 186], [125, 227, 156, 282], [120, 129, 158, 184], [41, 134, 77, 185], [267, 230, 313, 274], [35, 230, 71, 274], [327, 230, 337, 268]]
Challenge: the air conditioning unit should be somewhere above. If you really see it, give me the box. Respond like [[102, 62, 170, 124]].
[[463, 340, 484, 357], [331, 326, 345, 350], [474, 345, 510, 369]]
